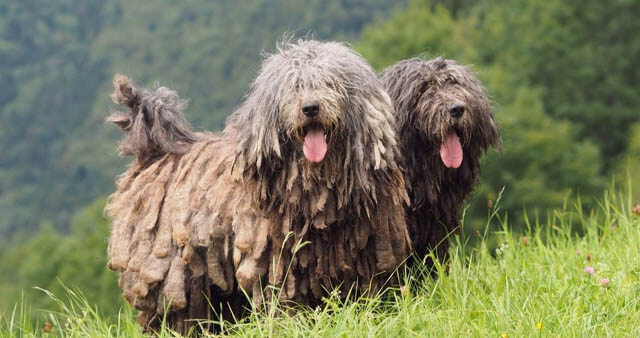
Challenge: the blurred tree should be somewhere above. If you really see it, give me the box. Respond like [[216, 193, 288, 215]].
[[0, 199, 123, 318], [468, 0, 640, 170], [472, 65, 603, 229], [0, 0, 118, 235]]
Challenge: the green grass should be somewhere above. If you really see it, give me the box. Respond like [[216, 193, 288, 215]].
[[2, 188, 640, 337]]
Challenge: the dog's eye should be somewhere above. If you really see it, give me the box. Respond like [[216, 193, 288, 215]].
[[420, 82, 434, 94], [424, 80, 434, 87]]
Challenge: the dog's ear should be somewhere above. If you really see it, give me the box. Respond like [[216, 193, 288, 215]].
[[348, 85, 400, 171], [465, 70, 501, 153], [380, 59, 429, 127], [476, 98, 501, 152], [227, 87, 283, 174], [227, 48, 301, 173]]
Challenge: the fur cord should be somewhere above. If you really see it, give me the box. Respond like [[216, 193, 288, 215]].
[[107, 74, 202, 162]]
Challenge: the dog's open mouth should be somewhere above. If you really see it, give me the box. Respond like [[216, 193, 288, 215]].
[[440, 129, 463, 169], [302, 122, 328, 163]]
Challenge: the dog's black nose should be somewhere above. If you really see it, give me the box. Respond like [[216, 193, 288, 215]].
[[302, 102, 320, 117], [450, 104, 465, 118]]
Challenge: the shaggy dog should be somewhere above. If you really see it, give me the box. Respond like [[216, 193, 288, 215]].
[[380, 57, 500, 265], [105, 40, 411, 334]]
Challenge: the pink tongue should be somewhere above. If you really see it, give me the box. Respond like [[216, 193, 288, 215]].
[[303, 128, 327, 163], [440, 131, 463, 168]]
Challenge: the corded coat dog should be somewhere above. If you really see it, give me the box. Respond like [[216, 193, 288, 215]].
[[380, 57, 500, 266], [105, 40, 411, 333]]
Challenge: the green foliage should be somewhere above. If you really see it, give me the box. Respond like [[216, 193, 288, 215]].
[[0, 199, 123, 319], [0, 0, 118, 235], [357, 1, 606, 227], [3, 189, 640, 336], [468, 0, 640, 168], [470, 66, 604, 228]]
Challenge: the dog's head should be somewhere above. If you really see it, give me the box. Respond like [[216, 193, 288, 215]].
[[381, 57, 500, 169], [229, 39, 397, 171]]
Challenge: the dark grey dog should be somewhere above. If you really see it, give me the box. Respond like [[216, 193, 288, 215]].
[[380, 57, 500, 266]]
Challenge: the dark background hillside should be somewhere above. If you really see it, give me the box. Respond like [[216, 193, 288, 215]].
[[0, 0, 638, 319]]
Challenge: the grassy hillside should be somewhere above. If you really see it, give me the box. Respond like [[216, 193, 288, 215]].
[[3, 188, 639, 337]]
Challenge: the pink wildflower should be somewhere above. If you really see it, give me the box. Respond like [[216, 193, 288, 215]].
[[584, 266, 595, 276], [600, 278, 610, 287]]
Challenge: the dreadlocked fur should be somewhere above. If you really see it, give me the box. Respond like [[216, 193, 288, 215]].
[[107, 75, 203, 161], [380, 57, 500, 266], [227, 40, 410, 307], [105, 40, 411, 334], [105, 76, 245, 334]]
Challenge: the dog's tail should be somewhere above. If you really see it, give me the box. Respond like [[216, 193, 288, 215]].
[[107, 74, 201, 161]]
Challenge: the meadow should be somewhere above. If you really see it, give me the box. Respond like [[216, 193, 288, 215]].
[[3, 187, 639, 337]]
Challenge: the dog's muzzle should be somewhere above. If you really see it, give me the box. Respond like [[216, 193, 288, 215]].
[[302, 102, 320, 118]]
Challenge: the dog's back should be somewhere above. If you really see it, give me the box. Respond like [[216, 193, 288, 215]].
[[105, 76, 252, 333]]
